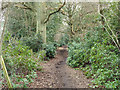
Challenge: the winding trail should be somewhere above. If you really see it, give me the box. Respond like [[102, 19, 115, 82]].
[[29, 47, 92, 88]]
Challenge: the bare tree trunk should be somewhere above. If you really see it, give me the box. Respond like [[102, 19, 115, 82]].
[[36, 2, 46, 43]]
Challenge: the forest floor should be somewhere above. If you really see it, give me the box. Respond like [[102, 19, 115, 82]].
[[29, 46, 92, 88]]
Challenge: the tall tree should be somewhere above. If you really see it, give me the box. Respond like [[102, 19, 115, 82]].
[[36, 2, 47, 43], [4, 2, 65, 43], [0, 2, 12, 88]]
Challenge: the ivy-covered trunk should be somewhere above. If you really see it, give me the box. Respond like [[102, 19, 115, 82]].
[[36, 2, 46, 43]]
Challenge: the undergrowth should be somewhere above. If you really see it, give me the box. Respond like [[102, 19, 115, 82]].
[[67, 30, 120, 88], [2, 32, 45, 88]]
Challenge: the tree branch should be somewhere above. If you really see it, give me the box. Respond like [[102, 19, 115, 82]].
[[44, 1, 66, 24], [60, 9, 67, 15], [1, 3, 9, 10], [98, 3, 120, 51], [2, 2, 35, 12], [14, 3, 35, 12], [22, 2, 36, 12]]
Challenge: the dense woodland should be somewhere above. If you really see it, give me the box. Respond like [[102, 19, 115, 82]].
[[0, 1, 120, 88]]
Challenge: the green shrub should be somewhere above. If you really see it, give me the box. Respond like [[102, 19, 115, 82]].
[[67, 31, 120, 88], [21, 34, 43, 52], [33, 50, 46, 61], [43, 42, 57, 59], [2, 32, 45, 88], [3, 40, 44, 74]]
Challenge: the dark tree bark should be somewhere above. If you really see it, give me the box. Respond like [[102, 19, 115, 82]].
[[100, 3, 105, 31]]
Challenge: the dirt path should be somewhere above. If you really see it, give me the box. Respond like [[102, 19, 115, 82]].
[[29, 47, 92, 88]]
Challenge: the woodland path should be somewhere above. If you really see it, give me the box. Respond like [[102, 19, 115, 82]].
[[29, 46, 92, 88]]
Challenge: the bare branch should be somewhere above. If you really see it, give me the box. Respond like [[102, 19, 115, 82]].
[[98, 3, 120, 51], [44, 1, 66, 24], [1, 3, 9, 10], [60, 9, 67, 15], [21, 2, 36, 12], [14, 3, 36, 12]]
